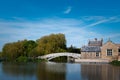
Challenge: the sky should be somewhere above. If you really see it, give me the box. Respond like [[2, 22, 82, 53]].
[[0, 0, 120, 51]]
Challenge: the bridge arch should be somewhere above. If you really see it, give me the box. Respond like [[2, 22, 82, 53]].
[[37, 52, 81, 61]]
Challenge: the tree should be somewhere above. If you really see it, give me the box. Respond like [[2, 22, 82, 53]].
[[2, 40, 26, 61], [67, 45, 80, 53], [1, 33, 67, 61], [36, 33, 66, 55], [23, 40, 37, 57], [0, 52, 2, 58], [2, 40, 37, 61]]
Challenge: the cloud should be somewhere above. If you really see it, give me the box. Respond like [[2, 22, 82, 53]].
[[0, 17, 98, 50], [64, 6, 72, 14], [83, 16, 119, 28], [0, 16, 120, 51]]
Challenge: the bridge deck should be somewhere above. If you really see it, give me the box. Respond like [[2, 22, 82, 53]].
[[38, 52, 81, 61]]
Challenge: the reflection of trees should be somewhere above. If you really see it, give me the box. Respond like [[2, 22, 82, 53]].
[[36, 62, 66, 80], [2, 63, 36, 76], [81, 64, 120, 80], [2, 62, 66, 80]]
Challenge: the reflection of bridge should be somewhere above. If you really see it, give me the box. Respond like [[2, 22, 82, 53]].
[[45, 62, 66, 72], [37, 52, 81, 61]]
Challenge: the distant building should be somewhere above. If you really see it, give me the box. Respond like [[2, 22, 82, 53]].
[[81, 38, 120, 61], [81, 38, 102, 59], [101, 39, 120, 61]]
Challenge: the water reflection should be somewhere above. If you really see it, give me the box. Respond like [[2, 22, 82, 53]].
[[66, 63, 81, 80], [1, 63, 37, 80], [81, 64, 120, 80], [36, 62, 66, 80], [1, 62, 120, 80], [1, 62, 66, 80]]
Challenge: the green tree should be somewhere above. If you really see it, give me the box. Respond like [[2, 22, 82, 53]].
[[1, 33, 67, 61], [2, 40, 26, 61], [67, 45, 80, 53], [23, 40, 37, 57], [0, 52, 2, 58], [36, 33, 66, 55]]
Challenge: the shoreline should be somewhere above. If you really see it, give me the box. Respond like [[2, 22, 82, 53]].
[[75, 59, 110, 63]]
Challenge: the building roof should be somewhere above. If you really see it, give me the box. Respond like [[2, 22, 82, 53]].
[[88, 38, 103, 46], [81, 46, 101, 52]]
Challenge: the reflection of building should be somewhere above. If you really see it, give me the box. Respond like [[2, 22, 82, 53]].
[[81, 64, 120, 80], [81, 38, 120, 61]]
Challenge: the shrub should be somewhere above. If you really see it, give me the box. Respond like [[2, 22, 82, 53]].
[[16, 56, 28, 63], [110, 60, 120, 66]]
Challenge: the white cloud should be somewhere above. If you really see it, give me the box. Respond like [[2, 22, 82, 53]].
[[0, 16, 120, 51], [64, 6, 72, 14], [0, 17, 97, 50], [83, 16, 119, 28]]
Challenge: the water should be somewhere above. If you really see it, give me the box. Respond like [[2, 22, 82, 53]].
[[0, 62, 120, 80]]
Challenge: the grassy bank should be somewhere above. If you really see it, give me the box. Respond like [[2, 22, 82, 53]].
[[110, 60, 120, 66], [1, 56, 47, 63]]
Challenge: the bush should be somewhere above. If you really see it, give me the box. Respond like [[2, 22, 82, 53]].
[[110, 60, 120, 66], [16, 56, 28, 63]]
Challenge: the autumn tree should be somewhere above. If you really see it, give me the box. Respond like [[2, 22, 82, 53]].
[[1, 33, 67, 61], [36, 33, 66, 55], [0, 52, 2, 58], [2, 40, 25, 61], [2, 40, 37, 61]]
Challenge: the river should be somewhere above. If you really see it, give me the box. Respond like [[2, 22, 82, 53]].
[[0, 62, 120, 80]]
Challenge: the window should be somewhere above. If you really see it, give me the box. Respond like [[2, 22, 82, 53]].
[[118, 49, 120, 56], [96, 52, 99, 57], [118, 49, 120, 52], [107, 49, 112, 56]]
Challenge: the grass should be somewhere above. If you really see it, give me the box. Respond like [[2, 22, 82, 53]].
[[110, 60, 120, 66]]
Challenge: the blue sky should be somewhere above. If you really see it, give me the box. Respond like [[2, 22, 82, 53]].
[[0, 0, 120, 51]]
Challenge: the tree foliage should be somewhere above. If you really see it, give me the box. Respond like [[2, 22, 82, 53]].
[[23, 40, 37, 57], [2, 40, 37, 61], [36, 33, 66, 55], [1, 33, 68, 61], [67, 45, 80, 53], [2, 41, 24, 61], [1, 33, 81, 62], [0, 52, 2, 58]]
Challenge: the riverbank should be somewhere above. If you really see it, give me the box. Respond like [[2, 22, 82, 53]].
[[110, 60, 120, 66], [75, 59, 120, 66], [75, 59, 110, 63]]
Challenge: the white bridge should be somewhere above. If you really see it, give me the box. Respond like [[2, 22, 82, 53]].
[[37, 52, 81, 61]]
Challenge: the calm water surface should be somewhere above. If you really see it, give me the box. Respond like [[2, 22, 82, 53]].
[[0, 62, 120, 80]]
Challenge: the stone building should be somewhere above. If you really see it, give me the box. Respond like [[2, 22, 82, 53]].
[[81, 38, 103, 59], [81, 38, 120, 61], [101, 40, 120, 61]]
